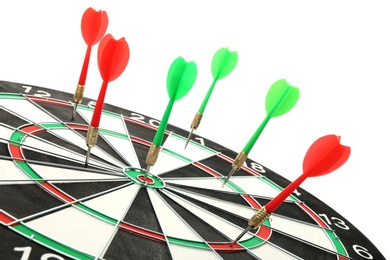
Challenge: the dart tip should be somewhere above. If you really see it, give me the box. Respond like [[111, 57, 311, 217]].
[[222, 168, 235, 188], [144, 165, 151, 179], [184, 130, 194, 149], [72, 104, 78, 120], [84, 147, 91, 168], [232, 226, 251, 244]]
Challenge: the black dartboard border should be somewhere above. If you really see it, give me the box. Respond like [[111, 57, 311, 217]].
[[0, 80, 385, 260]]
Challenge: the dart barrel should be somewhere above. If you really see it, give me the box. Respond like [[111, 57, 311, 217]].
[[146, 144, 162, 166], [86, 125, 99, 148], [232, 151, 248, 171], [190, 112, 203, 130], [73, 84, 85, 104], [248, 207, 271, 229]]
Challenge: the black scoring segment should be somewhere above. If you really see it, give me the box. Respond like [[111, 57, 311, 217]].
[[130, 142, 149, 170], [123, 188, 163, 233], [165, 186, 249, 228], [0, 226, 72, 259], [160, 164, 214, 178], [0, 185, 63, 219], [165, 182, 249, 207], [0, 108, 30, 128], [267, 229, 338, 259], [55, 181, 130, 200], [104, 228, 171, 259]]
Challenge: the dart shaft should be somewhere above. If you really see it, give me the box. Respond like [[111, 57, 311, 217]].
[[243, 115, 271, 154], [153, 99, 174, 146], [199, 78, 217, 113], [266, 172, 307, 213], [90, 80, 108, 128], [78, 45, 92, 85]]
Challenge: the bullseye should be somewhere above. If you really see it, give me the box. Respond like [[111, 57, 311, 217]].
[[137, 175, 154, 184], [123, 167, 165, 188]]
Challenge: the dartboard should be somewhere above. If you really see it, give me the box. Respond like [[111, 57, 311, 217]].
[[0, 80, 385, 260]]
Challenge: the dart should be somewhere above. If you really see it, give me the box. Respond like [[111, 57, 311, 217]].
[[222, 79, 299, 187], [233, 134, 351, 243], [72, 7, 108, 120], [85, 34, 130, 167], [144, 56, 197, 178], [184, 47, 238, 149]]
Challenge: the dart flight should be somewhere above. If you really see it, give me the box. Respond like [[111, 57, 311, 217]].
[[145, 56, 197, 178], [233, 134, 351, 243], [72, 7, 108, 119], [184, 47, 238, 148], [222, 79, 299, 187], [85, 34, 130, 167]]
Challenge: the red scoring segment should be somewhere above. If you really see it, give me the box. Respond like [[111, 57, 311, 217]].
[[137, 175, 154, 184]]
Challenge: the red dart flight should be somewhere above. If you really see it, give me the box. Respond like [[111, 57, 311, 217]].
[[73, 7, 108, 119]]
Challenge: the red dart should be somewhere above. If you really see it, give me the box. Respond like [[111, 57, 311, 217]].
[[73, 7, 108, 119], [90, 33, 130, 127], [85, 34, 130, 167], [265, 134, 350, 213], [233, 134, 351, 243], [79, 7, 108, 87]]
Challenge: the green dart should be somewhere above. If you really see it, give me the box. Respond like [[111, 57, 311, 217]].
[[184, 47, 238, 149], [144, 56, 197, 178], [222, 79, 299, 187]]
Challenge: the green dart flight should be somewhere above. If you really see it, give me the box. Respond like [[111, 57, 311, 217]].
[[222, 79, 299, 187], [184, 47, 238, 148], [145, 56, 197, 177]]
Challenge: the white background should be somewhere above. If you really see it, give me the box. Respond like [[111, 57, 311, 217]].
[[0, 1, 388, 258]]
